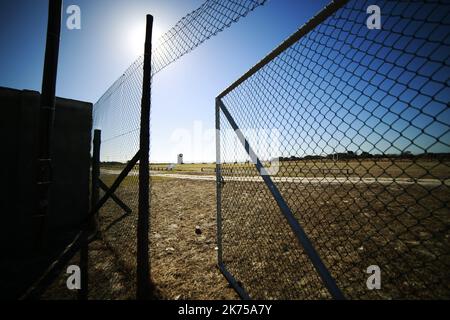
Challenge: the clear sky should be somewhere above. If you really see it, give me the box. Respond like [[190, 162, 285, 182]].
[[1, 1, 448, 163]]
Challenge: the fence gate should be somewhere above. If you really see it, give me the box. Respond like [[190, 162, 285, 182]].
[[216, 0, 450, 299]]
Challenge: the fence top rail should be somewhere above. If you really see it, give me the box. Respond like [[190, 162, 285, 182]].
[[217, 0, 349, 100]]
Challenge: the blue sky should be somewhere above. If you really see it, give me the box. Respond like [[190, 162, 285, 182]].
[[1, 0, 448, 163], [0, 0, 334, 162], [220, 0, 450, 162], [0, 0, 338, 162]]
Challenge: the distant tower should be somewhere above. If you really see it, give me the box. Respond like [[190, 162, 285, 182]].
[[177, 154, 184, 164]]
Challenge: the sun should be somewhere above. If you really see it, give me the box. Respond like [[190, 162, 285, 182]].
[[127, 21, 163, 58]]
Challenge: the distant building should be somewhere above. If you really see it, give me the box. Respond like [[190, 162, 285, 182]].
[[177, 154, 184, 164]]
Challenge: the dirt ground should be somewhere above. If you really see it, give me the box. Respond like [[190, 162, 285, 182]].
[[42, 177, 238, 300], [149, 178, 238, 299], [219, 178, 450, 299], [95, 176, 239, 300], [41, 161, 449, 300]]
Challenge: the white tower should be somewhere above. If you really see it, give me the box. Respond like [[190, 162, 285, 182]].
[[177, 153, 184, 164]]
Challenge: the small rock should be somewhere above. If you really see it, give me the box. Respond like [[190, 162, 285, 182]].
[[165, 247, 175, 253], [195, 226, 202, 235]]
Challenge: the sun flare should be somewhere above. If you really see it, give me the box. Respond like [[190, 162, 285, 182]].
[[127, 22, 163, 57]]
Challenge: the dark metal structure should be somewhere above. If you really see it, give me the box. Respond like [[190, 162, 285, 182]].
[[34, 0, 62, 249], [0, 88, 92, 300], [18, 11, 154, 299], [137, 14, 153, 300]]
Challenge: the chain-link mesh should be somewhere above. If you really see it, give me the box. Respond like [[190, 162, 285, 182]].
[[153, 0, 267, 74], [90, 0, 267, 299], [217, 0, 450, 299], [95, 0, 267, 105]]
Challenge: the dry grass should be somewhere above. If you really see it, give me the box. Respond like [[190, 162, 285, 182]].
[[94, 176, 238, 300], [43, 158, 450, 300], [219, 159, 450, 179], [42, 177, 237, 300], [220, 179, 450, 299], [150, 178, 238, 299], [104, 159, 450, 180], [41, 240, 136, 300]]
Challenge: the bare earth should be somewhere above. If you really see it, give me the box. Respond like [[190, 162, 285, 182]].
[[150, 178, 238, 299], [42, 177, 238, 300], [42, 159, 450, 299]]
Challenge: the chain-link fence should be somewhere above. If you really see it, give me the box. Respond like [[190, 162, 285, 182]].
[[216, 0, 450, 299], [17, 0, 267, 300], [86, 0, 267, 299]]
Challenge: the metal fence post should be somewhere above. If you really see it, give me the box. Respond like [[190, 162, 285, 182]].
[[215, 99, 223, 265], [91, 129, 101, 231], [33, 0, 62, 250], [215, 99, 251, 300], [217, 99, 345, 300], [78, 129, 101, 300], [137, 14, 153, 299]]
